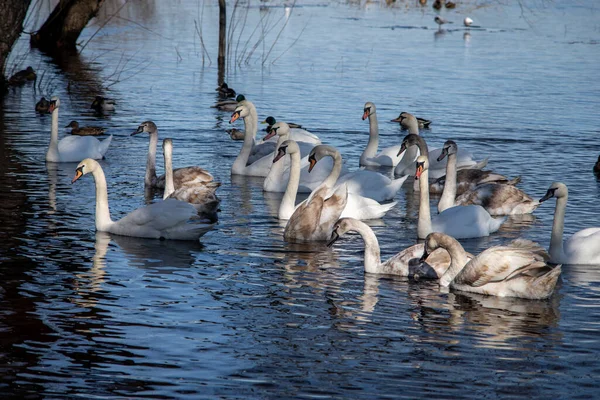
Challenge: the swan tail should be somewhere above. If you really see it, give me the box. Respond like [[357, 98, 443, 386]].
[[489, 215, 506, 233], [99, 135, 113, 157], [368, 201, 397, 219], [507, 175, 522, 186], [389, 175, 409, 199], [530, 265, 562, 299], [472, 157, 489, 170]]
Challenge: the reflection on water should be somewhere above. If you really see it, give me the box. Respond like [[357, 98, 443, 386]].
[[1, 0, 600, 398]]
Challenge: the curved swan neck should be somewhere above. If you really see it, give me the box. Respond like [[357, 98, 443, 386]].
[[279, 149, 301, 219], [438, 152, 457, 213], [438, 238, 470, 287], [322, 151, 343, 189], [417, 167, 432, 239], [265, 134, 288, 184], [549, 195, 567, 261], [145, 133, 158, 186], [361, 113, 379, 165], [350, 220, 382, 273], [163, 141, 175, 199], [91, 166, 113, 231], [232, 108, 258, 174]]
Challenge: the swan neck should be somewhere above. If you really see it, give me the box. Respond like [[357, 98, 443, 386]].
[[232, 109, 257, 173], [407, 120, 419, 135], [352, 220, 382, 273], [361, 113, 379, 164], [322, 152, 343, 189], [549, 195, 567, 261], [438, 153, 457, 213], [439, 240, 469, 287], [163, 144, 175, 199], [46, 107, 60, 161], [279, 150, 301, 219], [417, 168, 432, 239], [91, 166, 113, 231], [145, 133, 158, 186]]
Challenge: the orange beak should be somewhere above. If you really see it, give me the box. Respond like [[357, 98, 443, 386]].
[[48, 103, 56, 113], [415, 165, 423, 180], [362, 110, 369, 120], [72, 169, 83, 184], [230, 111, 240, 124], [308, 158, 317, 173]]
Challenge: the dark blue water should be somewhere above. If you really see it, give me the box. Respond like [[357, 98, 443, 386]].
[[1, 0, 599, 398]]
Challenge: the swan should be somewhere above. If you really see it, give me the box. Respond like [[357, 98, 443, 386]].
[[327, 218, 473, 279], [131, 121, 214, 189], [71, 159, 214, 240], [263, 122, 338, 193], [310, 145, 407, 202], [90, 96, 116, 112], [275, 141, 395, 221], [415, 155, 504, 239], [359, 102, 404, 167], [438, 140, 536, 215], [430, 167, 521, 196], [391, 111, 431, 129], [163, 139, 220, 223], [262, 117, 320, 144], [423, 232, 562, 299], [65, 121, 105, 136], [539, 182, 600, 264], [45, 97, 112, 163], [397, 133, 487, 179]]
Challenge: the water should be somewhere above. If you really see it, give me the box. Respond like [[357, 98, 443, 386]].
[[1, 0, 600, 397]]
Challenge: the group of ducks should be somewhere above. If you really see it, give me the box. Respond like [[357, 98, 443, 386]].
[[40, 81, 600, 302], [218, 89, 600, 301]]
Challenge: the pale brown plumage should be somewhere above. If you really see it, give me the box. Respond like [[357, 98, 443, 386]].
[[455, 183, 539, 216], [430, 169, 521, 195]]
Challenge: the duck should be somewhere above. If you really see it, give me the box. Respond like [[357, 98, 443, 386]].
[[45, 97, 112, 163], [131, 121, 214, 189], [212, 94, 245, 112], [90, 96, 116, 112], [445, 1, 456, 9], [71, 158, 213, 240], [397, 132, 487, 179], [433, 0, 442, 9], [162, 138, 220, 223], [360, 102, 404, 167], [263, 122, 335, 193], [539, 182, 600, 265], [226, 128, 245, 140], [65, 121, 105, 136], [327, 218, 472, 279], [414, 154, 504, 239], [8, 66, 36, 85], [262, 116, 303, 132], [423, 232, 562, 299], [35, 97, 51, 113], [390, 111, 432, 129], [216, 82, 236, 98], [594, 155, 600, 175], [438, 140, 536, 215], [276, 143, 348, 243], [311, 145, 407, 202], [274, 141, 396, 220]]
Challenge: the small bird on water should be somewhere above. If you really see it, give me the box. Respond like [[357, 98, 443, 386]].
[[435, 16, 453, 28]]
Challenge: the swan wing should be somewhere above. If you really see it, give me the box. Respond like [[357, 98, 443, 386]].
[[433, 205, 504, 239], [455, 183, 539, 216], [337, 170, 406, 202], [290, 128, 321, 144], [58, 135, 112, 162], [340, 194, 396, 220]]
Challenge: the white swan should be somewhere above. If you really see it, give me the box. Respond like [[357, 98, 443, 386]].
[[163, 139, 220, 223], [539, 182, 600, 264], [415, 155, 504, 239], [263, 122, 339, 193], [262, 116, 320, 144], [45, 97, 112, 163], [423, 232, 562, 299], [275, 141, 395, 221], [131, 121, 214, 189], [438, 140, 537, 215], [360, 102, 404, 167], [71, 159, 213, 240], [327, 218, 472, 279]]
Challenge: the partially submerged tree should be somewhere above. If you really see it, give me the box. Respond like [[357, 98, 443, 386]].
[[0, 0, 33, 92], [30, 0, 106, 53]]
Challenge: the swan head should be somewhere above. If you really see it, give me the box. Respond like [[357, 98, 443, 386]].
[[65, 120, 79, 129], [230, 104, 250, 124], [71, 158, 98, 184], [327, 218, 358, 247], [540, 182, 568, 203], [420, 232, 455, 262], [415, 155, 429, 180], [437, 140, 457, 162], [162, 138, 173, 152], [398, 133, 420, 156], [131, 121, 158, 136], [263, 121, 290, 141], [273, 139, 299, 163], [308, 145, 338, 173], [48, 96, 60, 113], [362, 102, 375, 120]]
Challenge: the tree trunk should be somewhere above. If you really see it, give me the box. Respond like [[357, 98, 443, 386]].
[[30, 0, 106, 53], [218, 0, 226, 86], [0, 0, 33, 93]]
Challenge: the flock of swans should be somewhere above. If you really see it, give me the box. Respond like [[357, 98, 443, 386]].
[[43, 89, 600, 302]]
